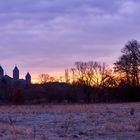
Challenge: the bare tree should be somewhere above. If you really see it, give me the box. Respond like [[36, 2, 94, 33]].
[[65, 69, 70, 83], [71, 68, 76, 83], [114, 40, 140, 87], [74, 61, 111, 87], [39, 74, 56, 84], [72, 61, 112, 102]]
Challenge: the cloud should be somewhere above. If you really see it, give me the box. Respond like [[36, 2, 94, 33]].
[[119, 0, 139, 15]]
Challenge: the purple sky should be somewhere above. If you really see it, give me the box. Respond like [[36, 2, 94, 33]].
[[0, 0, 140, 80]]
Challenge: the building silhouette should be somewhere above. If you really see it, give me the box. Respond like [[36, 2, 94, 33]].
[[25, 72, 31, 85], [0, 65, 31, 86], [0, 66, 4, 78], [13, 66, 19, 80]]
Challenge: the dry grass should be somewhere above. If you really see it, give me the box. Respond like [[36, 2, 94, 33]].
[[0, 103, 140, 139]]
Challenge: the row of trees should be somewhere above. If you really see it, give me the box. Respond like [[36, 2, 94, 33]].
[[31, 40, 140, 103], [0, 40, 139, 104], [39, 40, 140, 88], [63, 40, 140, 88], [65, 62, 116, 88]]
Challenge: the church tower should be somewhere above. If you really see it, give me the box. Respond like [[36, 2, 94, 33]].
[[0, 66, 4, 77], [13, 66, 19, 80], [25, 72, 31, 85]]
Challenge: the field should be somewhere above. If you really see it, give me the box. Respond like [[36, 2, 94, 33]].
[[0, 103, 140, 140]]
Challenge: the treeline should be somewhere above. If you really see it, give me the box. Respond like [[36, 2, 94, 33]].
[[38, 40, 140, 103], [0, 40, 140, 104], [64, 40, 140, 88]]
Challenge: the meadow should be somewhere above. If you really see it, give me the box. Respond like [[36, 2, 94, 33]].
[[0, 103, 140, 140]]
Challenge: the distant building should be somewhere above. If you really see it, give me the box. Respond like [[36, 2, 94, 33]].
[[0, 65, 31, 86], [0, 66, 4, 78]]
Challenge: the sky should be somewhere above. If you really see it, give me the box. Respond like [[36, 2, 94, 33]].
[[0, 0, 140, 81]]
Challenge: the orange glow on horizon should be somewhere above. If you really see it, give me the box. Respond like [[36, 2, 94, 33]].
[[30, 71, 66, 84], [23, 64, 116, 84]]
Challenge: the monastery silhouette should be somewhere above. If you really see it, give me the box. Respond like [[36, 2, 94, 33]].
[[0, 65, 31, 86]]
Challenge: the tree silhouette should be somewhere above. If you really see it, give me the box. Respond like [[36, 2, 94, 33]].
[[39, 74, 56, 84], [114, 40, 140, 87]]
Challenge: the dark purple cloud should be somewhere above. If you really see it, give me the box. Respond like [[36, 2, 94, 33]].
[[0, 0, 139, 79]]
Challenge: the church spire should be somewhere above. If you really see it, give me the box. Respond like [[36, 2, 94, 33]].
[[25, 72, 31, 85], [13, 65, 19, 80], [0, 65, 4, 77]]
